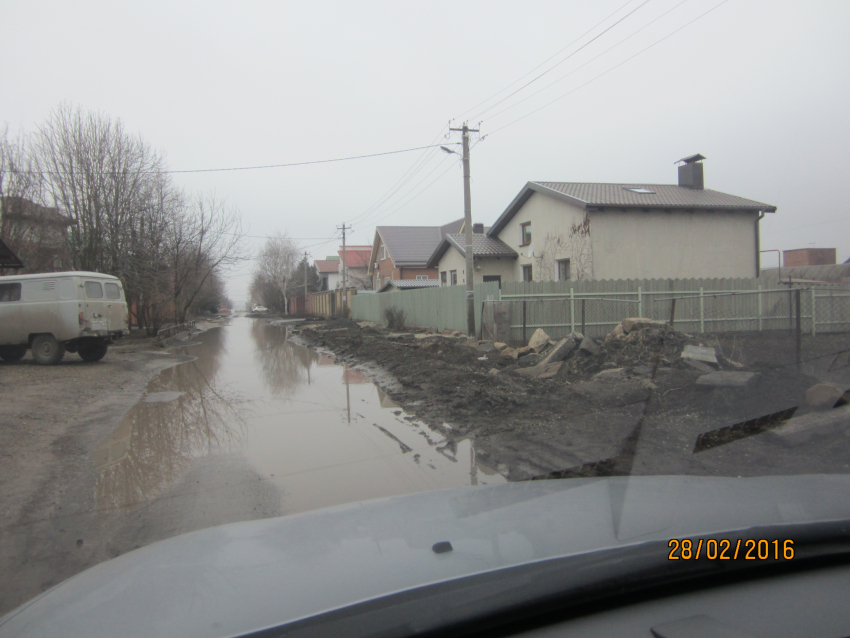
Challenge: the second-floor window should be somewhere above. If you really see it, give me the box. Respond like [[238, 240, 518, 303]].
[[380, 245, 386, 260], [415, 275, 428, 280], [520, 222, 532, 246]]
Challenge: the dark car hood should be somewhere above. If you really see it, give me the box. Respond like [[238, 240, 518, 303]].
[[3, 474, 850, 638]]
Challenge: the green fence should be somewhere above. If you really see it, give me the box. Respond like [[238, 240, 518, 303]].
[[351, 282, 501, 334]]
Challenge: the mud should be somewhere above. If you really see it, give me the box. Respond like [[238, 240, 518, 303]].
[[295, 322, 850, 483]]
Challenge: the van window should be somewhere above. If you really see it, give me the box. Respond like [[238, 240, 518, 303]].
[[0, 283, 21, 302], [105, 283, 121, 299], [85, 281, 104, 299]]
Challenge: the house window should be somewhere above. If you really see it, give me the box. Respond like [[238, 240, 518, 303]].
[[450, 270, 458, 286], [522, 264, 533, 282], [557, 259, 571, 281], [440, 271, 447, 286], [415, 275, 428, 280], [380, 245, 386, 260], [520, 222, 532, 246]]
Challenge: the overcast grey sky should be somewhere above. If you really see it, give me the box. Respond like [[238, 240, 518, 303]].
[[3, 0, 848, 302]]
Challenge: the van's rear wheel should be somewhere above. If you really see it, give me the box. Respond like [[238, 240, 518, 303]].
[[0, 345, 27, 363], [79, 343, 108, 362], [31, 335, 65, 365]]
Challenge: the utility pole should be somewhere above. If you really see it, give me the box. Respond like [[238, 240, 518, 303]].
[[448, 122, 480, 336], [337, 223, 351, 303], [303, 250, 308, 313]]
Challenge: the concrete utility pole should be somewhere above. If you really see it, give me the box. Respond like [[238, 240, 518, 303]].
[[303, 250, 308, 312], [337, 223, 350, 300], [448, 122, 479, 336]]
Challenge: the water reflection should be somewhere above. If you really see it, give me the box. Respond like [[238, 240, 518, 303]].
[[93, 318, 504, 518], [250, 320, 318, 396], [94, 330, 246, 510]]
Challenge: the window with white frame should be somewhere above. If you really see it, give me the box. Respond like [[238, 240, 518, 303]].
[[380, 245, 386, 260], [450, 270, 458, 286], [415, 275, 428, 280], [440, 272, 447, 286], [557, 258, 570, 281]]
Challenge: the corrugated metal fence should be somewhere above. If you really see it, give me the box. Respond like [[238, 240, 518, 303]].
[[350, 277, 850, 340]]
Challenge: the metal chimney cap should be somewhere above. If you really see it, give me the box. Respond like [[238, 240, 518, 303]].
[[675, 153, 706, 165]]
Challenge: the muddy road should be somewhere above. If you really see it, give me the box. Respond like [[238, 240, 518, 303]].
[[0, 317, 499, 614]]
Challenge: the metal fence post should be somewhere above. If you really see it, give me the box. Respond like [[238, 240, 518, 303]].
[[757, 284, 762, 331], [699, 286, 705, 333], [637, 285, 642, 318], [570, 287, 575, 333], [522, 300, 527, 344], [669, 298, 677, 328], [795, 288, 802, 370], [811, 288, 817, 336], [581, 298, 586, 335]]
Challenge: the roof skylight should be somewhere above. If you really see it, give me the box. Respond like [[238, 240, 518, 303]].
[[624, 187, 655, 194]]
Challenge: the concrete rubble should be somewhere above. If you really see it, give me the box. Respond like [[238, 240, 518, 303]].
[[527, 328, 551, 353], [681, 345, 719, 364], [806, 382, 849, 408]]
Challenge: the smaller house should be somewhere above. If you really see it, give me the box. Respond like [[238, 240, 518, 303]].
[[369, 219, 463, 290], [1, 197, 72, 274], [426, 222, 517, 287], [378, 279, 441, 293], [339, 245, 372, 290], [315, 257, 341, 291], [0, 237, 24, 270]]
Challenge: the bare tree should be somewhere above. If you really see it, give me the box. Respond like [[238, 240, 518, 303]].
[[167, 193, 247, 322], [250, 232, 300, 313]]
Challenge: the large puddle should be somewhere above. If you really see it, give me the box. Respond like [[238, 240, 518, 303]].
[[93, 317, 504, 515]]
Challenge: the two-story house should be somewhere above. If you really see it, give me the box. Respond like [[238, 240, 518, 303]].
[[429, 156, 777, 284], [368, 219, 462, 291]]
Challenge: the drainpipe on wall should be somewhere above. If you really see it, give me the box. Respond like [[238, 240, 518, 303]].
[[755, 211, 765, 277]]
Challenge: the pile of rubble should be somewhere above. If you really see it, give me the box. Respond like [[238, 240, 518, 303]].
[[479, 317, 759, 384]]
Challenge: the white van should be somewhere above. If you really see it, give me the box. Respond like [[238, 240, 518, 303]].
[[0, 271, 129, 365]]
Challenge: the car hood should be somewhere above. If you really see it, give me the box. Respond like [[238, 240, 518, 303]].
[[3, 474, 850, 638]]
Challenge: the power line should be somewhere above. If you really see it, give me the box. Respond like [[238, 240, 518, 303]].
[[486, 0, 731, 137], [453, 0, 637, 122], [482, 0, 692, 124], [468, 0, 651, 122], [22, 143, 460, 176]]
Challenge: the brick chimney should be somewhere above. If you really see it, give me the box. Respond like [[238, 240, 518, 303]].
[[676, 153, 705, 190]]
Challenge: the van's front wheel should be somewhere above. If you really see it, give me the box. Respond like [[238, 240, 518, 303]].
[[79, 343, 108, 362], [0, 345, 27, 363], [31, 335, 65, 365]]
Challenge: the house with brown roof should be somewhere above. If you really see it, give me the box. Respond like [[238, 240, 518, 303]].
[[338, 245, 373, 290], [368, 219, 462, 291], [314, 257, 340, 291], [425, 222, 517, 287], [484, 155, 777, 282]]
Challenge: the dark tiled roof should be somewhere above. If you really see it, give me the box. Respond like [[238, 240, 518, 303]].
[[488, 181, 777, 238], [0, 238, 24, 269], [379, 279, 440, 292], [439, 219, 464, 236], [377, 226, 445, 267], [534, 182, 776, 211], [445, 234, 517, 258]]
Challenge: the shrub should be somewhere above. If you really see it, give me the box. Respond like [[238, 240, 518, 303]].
[[384, 307, 407, 331]]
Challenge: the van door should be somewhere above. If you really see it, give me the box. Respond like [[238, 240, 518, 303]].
[[83, 280, 109, 336], [0, 281, 24, 344], [103, 281, 127, 333]]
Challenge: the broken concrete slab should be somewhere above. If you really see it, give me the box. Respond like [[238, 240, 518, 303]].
[[528, 328, 551, 352], [610, 324, 626, 339], [681, 345, 718, 364], [578, 336, 600, 356], [476, 342, 496, 354], [593, 368, 626, 381], [515, 361, 563, 379], [695, 371, 758, 388], [493, 342, 508, 351], [540, 337, 578, 366], [621, 317, 669, 333], [515, 346, 532, 358], [518, 353, 542, 368], [499, 347, 517, 361], [768, 404, 850, 446], [684, 359, 715, 374], [806, 382, 847, 408], [631, 365, 652, 376]]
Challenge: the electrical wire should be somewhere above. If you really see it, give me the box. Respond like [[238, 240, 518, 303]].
[[481, 0, 692, 124], [485, 0, 732, 137], [453, 0, 637, 122], [21, 143, 460, 176], [468, 0, 652, 122]]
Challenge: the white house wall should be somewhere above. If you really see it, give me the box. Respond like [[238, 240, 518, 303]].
[[436, 246, 517, 285], [589, 209, 758, 280], [437, 247, 467, 284], [498, 192, 589, 281]]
